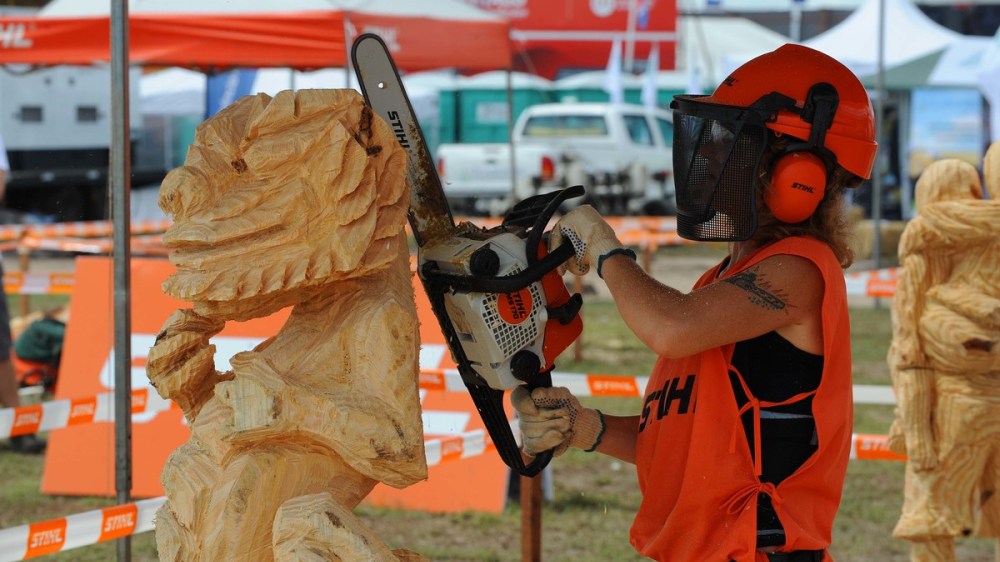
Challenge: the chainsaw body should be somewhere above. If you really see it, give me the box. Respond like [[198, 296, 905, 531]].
[[420, 193, 584, 392]]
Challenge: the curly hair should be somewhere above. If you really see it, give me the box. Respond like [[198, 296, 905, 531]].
[[752, 136, 859, 269]]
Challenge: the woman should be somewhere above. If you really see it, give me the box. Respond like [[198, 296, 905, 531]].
[[512, 44, 877, 561]]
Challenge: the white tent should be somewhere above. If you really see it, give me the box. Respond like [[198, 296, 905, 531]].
[[926, 36, 996, 87], [803, 0, 962, 78], [676, 15, 791, 91]]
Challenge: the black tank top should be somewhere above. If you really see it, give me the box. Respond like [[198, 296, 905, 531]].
[[729, 330, 824, 548]]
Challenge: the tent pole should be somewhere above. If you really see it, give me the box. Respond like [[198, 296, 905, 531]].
[[507, 68, 518, 210], [789, 0, 803, 42], [344, 12, 353, 89], [624, 0, 638, 72], [110, 0, 134, 560], [872, 0, 885, 310]]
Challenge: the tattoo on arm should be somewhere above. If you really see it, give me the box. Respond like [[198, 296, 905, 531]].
[[723, 268, 791, 312]]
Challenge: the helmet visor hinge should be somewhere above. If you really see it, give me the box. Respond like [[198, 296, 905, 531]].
[[800, 82, 839, 150]]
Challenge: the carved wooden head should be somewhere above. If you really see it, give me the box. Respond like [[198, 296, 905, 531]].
[[914, 158, 983, 211], [158, 89, 409, 320]]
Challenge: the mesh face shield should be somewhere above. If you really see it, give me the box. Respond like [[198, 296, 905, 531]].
[[671, 96, 773, 242]]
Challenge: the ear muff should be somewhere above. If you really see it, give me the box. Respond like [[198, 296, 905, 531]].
[[766, 151, 827, 223]]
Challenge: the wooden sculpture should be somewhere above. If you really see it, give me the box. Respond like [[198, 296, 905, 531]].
[[888, 142, 1000, 561], [146, 89, 428, 561]]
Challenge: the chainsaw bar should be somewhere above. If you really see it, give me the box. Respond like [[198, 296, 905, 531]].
[[351, 33, 554, 477], [351, 34, 455, 248]]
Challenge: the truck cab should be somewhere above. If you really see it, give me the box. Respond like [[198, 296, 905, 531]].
[[435, 101, 675, 217]]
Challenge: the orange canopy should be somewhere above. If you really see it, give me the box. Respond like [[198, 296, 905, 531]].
[[0, 11, 512, 71]]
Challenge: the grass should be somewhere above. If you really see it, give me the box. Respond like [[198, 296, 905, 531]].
[[2, 259, 998, 561]]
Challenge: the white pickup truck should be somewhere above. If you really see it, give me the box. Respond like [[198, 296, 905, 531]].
[[434, 102, 675, 216]]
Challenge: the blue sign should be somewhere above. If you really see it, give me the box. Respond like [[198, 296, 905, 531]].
[[205, 68, 258, 119]]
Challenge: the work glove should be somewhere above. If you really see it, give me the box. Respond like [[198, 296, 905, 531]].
[[510, 386, 605, 457], [549, 205, 633, 277]]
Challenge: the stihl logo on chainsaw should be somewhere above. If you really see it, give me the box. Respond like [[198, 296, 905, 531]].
[[387, 111, 411, 149], [498, 288, 533, 325], [0, 23, 33, 49]]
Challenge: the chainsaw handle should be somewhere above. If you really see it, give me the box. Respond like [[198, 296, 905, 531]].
[[521, 449, 554, 476], [518, 367, 556, 476], [420, 243, 575, 294]]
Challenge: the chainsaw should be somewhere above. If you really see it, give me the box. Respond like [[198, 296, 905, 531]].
[[352, 33, 585, 477]]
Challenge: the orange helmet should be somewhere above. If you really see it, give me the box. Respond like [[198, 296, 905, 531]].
[[704, 43, 877, 180], [668, 44, 877, 241]]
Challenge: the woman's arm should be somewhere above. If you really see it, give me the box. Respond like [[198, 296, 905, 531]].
[[594, 413, 640, 464], [599, 251, 825, 358]]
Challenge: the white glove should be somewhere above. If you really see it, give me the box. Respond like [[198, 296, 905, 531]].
[[549, 205, 632, 277], [510, 386, 605, 457]]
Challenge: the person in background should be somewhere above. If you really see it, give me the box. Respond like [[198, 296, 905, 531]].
[[0, 131, 45, 453], [512, 44, 877, 561]]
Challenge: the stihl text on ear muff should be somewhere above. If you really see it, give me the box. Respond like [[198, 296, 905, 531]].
[[767, 151, 827, 223]]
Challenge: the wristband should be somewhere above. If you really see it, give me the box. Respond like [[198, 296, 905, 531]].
[[583, 410, 606, 453], [597, 248, 637, 279]]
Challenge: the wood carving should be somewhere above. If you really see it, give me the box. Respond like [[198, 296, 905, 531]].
[[888, 143, 1000, 561], [146, 89, 428, 561]]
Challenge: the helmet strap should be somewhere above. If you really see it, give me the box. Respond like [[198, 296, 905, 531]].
[[798, 82, 839, 151]]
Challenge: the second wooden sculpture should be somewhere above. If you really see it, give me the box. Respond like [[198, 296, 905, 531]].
[[146, 89, 428, 561], [888, 142, 1000, 562]]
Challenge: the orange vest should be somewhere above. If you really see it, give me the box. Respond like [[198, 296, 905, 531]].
[[630, 237, 853, 562]]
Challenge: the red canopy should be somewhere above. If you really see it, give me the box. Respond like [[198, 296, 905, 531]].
[[0, 10, 511, 71], [468, 0, 677, 79]]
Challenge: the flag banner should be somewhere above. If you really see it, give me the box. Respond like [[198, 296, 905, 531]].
[[604, 37, 624, 105]]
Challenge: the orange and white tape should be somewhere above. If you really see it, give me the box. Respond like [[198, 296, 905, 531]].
[[0, 388, 173, 439], [419, 368, 652, 397], [0, 220, 172, 244], [0, 497, 161, 562], [3, 370, 896, 439], [845, 267, 898, 298], [18, 234, 168, 256], [0, 430, 492, 561], [850, 433, 907, 462], [424, 429, 494, 467], [418, 368, 895, 405], [3, 272, 75, 296]]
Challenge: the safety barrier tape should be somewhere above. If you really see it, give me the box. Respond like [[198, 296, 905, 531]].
[[0, 430, 902, 561], [3, 272, 75, 296], [0, 268, 900, 298], [1, 266, 899, 298], [0, 497, 162, 562], [0, 217, 678, 245], [3, 371, 898, 440], [0, 217, 684, 258], [0, 220, 173, 243], [0, 428, 493, 562], [0, 388, 174, 439], [420, 368, 897, 405], [0, 216, 904, 297], [844, 267, 899, 298], [850, 433, 907, 462], [17, 234, 169, 256]]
